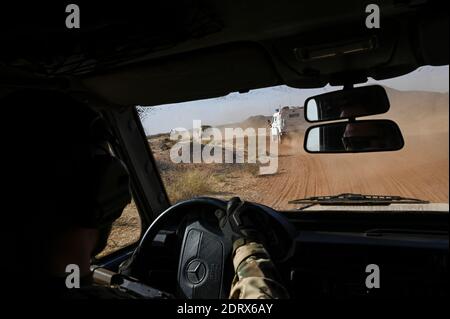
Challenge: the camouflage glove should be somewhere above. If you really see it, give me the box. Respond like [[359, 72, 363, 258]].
[[216, 197, 268, 255]]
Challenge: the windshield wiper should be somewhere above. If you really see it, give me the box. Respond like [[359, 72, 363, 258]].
[[288, 193, 429, 210]]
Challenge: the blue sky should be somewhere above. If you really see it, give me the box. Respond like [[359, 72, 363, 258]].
[[141, 65, 449, 135]]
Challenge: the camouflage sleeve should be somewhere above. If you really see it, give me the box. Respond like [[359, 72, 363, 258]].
[[229, 241, 289, 299]]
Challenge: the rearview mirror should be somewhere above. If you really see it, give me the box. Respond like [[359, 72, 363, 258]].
[[304, 85, 390, 122], [304, 120, 404, 153]]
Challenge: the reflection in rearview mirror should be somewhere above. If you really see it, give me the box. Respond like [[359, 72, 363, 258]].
[[304, 120, 404, 153], [305, 85, 390, 122]]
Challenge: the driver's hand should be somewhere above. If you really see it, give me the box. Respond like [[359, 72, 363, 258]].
[[215, 197, 267, 255], [216, 197, 290, 299]]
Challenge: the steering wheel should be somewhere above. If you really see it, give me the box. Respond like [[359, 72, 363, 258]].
[[120, 197, 296, 299]]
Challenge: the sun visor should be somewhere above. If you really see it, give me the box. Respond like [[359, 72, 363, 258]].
[[417, 15, 449, 66], [81, 44, 280, 107]]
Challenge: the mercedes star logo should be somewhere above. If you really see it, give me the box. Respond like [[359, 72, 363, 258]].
[[186, 259, 207, 284]]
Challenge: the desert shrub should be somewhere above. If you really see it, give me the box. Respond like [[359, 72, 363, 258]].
[[165, 169, 216, 203]]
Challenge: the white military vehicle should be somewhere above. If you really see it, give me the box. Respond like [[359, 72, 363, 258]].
[[270, 106, 304, 143]]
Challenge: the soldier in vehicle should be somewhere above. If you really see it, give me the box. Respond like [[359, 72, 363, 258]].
[[342, 121, 401, 151], [5, 90, 288, 299]]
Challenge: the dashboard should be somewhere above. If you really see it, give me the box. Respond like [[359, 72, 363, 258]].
[[282, 211, 448, 297], [101, 206, 448, 298]]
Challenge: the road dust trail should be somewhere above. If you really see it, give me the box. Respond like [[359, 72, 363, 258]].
[[254, 132, 449, 210], [252, 89, 449, 210]]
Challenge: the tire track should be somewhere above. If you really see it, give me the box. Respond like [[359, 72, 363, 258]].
[[254, 134, 448, 210]]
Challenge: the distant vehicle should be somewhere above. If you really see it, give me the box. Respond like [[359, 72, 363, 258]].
[[270, 106, 303, 143]]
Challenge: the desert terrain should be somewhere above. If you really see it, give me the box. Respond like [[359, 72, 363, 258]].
[[254, 88, 449, 209], [100, 87, 448, 256], [152, 87, 449, 209]]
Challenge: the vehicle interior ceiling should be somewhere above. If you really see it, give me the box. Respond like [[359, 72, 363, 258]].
[[0, 1, 448, 107], [0, 1, 448, 297]]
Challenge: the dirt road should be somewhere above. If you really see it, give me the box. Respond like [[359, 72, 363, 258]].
[[103, 88, 448, 256], [148, 88, 449, 211], [253, 132, 449, 210], [250, 89, 449, 210]]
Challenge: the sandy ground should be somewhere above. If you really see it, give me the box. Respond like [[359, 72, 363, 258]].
[[97, 201, 141, 258], [147, 88, 449, 211], [251, 89, 449, 209], [101, 88, 448, 256], [252, 132, 449, 210]]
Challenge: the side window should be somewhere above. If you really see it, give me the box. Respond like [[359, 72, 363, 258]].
[[96, 200, 141, 258], [96, 145, 142, 258]]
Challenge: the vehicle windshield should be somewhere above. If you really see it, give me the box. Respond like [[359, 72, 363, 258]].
[[137, 66, 449, 211]]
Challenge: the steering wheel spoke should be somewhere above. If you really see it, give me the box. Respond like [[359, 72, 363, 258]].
[[178, 220, 233, 298], [120, 197, 295, 299]]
